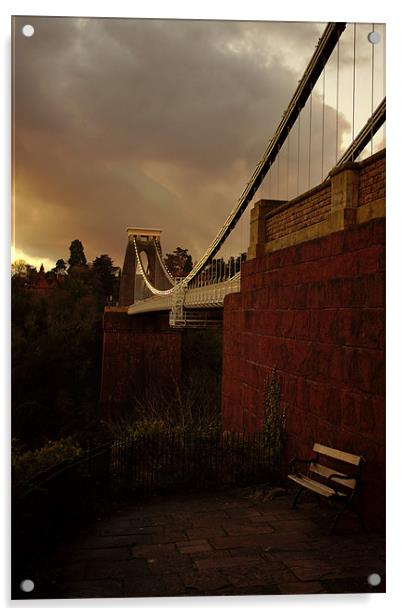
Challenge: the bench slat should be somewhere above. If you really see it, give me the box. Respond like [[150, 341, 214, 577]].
[[288, 474, 347, 498], [309, 462, 356, 490], [313, 443, 362, 466]]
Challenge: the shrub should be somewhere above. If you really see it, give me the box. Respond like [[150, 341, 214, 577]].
[[12, 437, 83, 497]]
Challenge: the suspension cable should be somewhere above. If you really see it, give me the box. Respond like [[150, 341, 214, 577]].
[[277, 146, 280, 199], [129, 23, 347, 296], [297, 109, 300, 194], [132, 237, 173, 296], [328, 97, 385, 171], [153, 238, 175, 284], [321, 63, 326, 181], [286, 126, 290, 199], [352, 23, 356, 160], [336, 39, 339, 163], [308, 86, 312, 188], [371, 22, 375, 155], [179, 22, 346, 285]]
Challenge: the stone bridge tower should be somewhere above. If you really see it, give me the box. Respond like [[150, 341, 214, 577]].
[[119, 227, 171, 306]]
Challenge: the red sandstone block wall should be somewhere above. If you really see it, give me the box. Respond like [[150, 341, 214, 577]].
[[265, 150, 385, 242], [100, 311, 182, 417], [221, 218, 385, 528], [266, 184, 331, 240], [358, 152, 386, 206]]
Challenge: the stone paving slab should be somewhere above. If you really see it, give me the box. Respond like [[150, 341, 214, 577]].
[[27, 489, 385, 599]]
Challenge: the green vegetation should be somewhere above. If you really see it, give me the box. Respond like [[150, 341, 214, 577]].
[[11, 240, 120, 453], [263, 367, 287, 469], [68, 239, 87, 267], [164, 247, 193, 277], [12, 437, 83, 497], [11, 242, 223, 474], [106, 328, 223, 439]]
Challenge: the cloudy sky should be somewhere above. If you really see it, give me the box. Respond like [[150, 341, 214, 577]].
[[12, 17, 384, 269]]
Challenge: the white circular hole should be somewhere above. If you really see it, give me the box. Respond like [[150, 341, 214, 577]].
[[22, 24, 35, 38], [20, 579, 35, 592], [367, 573, 381, 587], [368, 31, 380, 45]]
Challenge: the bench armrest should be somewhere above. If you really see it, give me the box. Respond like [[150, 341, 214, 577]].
[[327, 473, 358, 496], [289, 455, 318, 474]]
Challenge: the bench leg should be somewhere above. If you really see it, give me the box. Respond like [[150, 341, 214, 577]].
[[330, 505, 346, 534], [292, 487, 304, 509], [351, 503, 366, 531], [331, 500, 365, 534]]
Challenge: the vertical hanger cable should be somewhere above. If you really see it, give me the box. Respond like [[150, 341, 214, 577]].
[[336, 40, 339, 164], [352, 23, 356, 160], [297, 110, 301, 194], [308, 86, 312, 188], [321, 63, 326, 181], [286, 127, 290, 200]]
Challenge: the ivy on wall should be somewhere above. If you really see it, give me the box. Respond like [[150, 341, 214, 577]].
[[263, 367, 287, 468]]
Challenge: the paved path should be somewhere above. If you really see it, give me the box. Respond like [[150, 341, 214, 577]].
[[28, 489, 385, 598]]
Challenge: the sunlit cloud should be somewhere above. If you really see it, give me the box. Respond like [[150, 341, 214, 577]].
[[13, 18, 384, 268], [11, 246, 55, 272]]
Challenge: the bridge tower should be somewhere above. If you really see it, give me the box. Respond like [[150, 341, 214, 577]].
[[119, 227, 172, 306]]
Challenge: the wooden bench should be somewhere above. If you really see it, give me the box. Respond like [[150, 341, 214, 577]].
[[288, 443, 365, 532]]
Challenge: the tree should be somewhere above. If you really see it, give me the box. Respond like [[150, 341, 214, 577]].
[[12, 260, 28, 277], [68, 240, 87, 268], [92, 254, 118, 303], [11, 261, 38, 290], [53, 259, 67, 273], [12, 262, 103, 448], [164, 247, 193, 278]]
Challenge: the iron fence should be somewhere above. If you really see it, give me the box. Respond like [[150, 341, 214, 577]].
[[12, 431, 280, 558], [110, 430, 279, 495]]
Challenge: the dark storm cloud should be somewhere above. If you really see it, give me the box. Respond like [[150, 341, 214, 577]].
[[14, 16, 333, 266]]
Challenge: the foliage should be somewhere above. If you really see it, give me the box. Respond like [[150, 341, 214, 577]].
[[164, 247, 193, 278], [12, 259, 29, 277], [12, 437, 83, 496], [68, 239, 87, 268], [92, 254, 119, 304], [105, 328, 222, 440], [11, 239, 117, 451], [105, 382, 221, 441], [53, 258, 67, 273], [263, 367, 287, 467], [11, 260, 38, 288]]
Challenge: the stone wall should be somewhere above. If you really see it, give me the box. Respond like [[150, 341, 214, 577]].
[[358, 151, 386, 207], [222, 150, 385, 528], [100, 309, 182, 418], [265, 184, 331, 243]]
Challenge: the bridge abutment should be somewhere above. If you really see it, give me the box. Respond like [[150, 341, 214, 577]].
[[100, 308, 182, 418], [222, 149, 385, 529]]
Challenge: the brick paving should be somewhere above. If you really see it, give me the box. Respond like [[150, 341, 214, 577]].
[[26, 489, 385, 598]]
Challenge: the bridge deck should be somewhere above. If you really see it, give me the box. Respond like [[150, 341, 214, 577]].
[[127, 276, 241, 315]]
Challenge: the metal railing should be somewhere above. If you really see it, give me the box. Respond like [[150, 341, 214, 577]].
[[12, 430, 281, 597], [128, 272, 241, 319], [110, 430, 279, 494]]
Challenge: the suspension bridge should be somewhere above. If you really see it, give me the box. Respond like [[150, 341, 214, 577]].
[[116, 22, 385, 327], [100, 21, 385, 531]]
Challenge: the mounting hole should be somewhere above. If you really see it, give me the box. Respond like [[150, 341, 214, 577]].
[[20, 579, 34, 592], [22, 24, 35, 37], [367, 573, 381, 587], [368, 31, 380, 45]]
